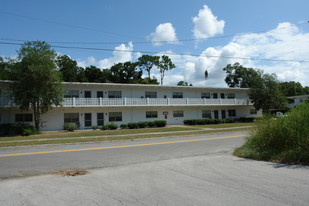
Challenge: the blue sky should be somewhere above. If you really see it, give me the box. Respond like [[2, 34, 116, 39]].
[[1, 0, 309, 86]]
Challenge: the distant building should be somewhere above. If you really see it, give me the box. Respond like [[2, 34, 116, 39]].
[[0, 80, 262, 131], [287, 95, 309, 108]]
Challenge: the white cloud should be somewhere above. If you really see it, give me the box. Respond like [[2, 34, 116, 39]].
[[164, 22, 309, 87], [192, 5, 225, 39], [150, 23, 178, 46], [98, 42, 134, 68]]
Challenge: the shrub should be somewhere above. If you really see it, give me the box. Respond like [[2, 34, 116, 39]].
[[223, 118, 235, 123], [127, 122, 138, 129], [235, 103, 309, 165], [101, 125, 108, 130], [22, 128, 38, 136], [154, 120, 166, 127], [146, 121, 156, 128], [91, 125, 98, 130], [137, 121, 147, 128], [107, 123, 118, 130], [64, 123, 77, 131], [120, 124, 127, 129]]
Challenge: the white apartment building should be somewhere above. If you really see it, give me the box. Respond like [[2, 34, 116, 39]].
[[0, 81, 261, 131]]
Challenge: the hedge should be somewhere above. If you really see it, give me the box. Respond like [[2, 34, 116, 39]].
[[183, 118, 236, 125], [0, 123, 38, 136]]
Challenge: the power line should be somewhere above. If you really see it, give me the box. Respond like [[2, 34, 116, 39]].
[[1, 21, 307, 45], [1, 41, 308, 63]]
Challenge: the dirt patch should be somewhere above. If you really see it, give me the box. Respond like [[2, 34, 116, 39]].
[[54, 170, 89, 176]]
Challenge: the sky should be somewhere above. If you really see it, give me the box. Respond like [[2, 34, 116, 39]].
[[1, 0, 309, 87]]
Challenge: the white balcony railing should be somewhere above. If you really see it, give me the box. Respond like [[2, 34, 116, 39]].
[[0, 97, 252, 108]]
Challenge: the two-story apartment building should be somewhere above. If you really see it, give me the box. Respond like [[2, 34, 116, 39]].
[[0, 80, 261, 131]]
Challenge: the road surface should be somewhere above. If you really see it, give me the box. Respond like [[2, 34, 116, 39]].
[[0, 131, 308, 205]]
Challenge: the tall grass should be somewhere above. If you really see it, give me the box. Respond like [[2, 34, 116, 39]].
[[234, 103, 309, 165]]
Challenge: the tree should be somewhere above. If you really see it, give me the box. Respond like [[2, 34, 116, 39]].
[[177, 81, 193, 86], [84, 65, 103, 82], [223, 62, 262, 88], [158, 55, 175, 85], [279, 81, 305, 97], [138, 55, 160, 83], [0, 57, 11, 80], [10, 41, 63, 131], [110, 62, 141, 83], [248, 73, 286, 112]]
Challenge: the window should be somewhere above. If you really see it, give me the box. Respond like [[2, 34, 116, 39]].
[[220, 93, 225, 99], [201, 93, 211, 99], [202, 110, 212, 119], [109, 112, 122, 122], [84, 113, 92, 127], [227, 93, 235, 99], [64, 113, 79, 123], [84, 91, 91, 98], [250, 109, 257, 115], [15, 114, 33, 122], [64, 90, 79, 98], [146, 111, 158, 118], [172, 92, 183, 98], [228, 109, 236, 117], [108, 91, 122, 98], [173, 110, 184, 118], [213, 93, 218, 99], [97, 91, 104, 98], [145, 91, 157, 98], [97, 113, 104, 126]]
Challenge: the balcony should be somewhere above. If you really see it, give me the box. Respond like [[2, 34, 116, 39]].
[[0, 97, 252, 108], [61, 97, 252, 107]]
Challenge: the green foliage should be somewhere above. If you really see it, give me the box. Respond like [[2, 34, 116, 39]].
[[183, 118, 239, 125], [11, 41, 64, 131], [279, 81, 306, 97], [91, 125, 98, 130], [248, 73, 287, 112], [64, 123, 78, 131], [158, 55, 175, 85], [146, 121, 156, 128], [127, 122, 138, 129], [0, 123, 39, 136], [120, 124, 127, 129], [107, 123, 118, 130], [154, 120, 167, 127], [138, 55, 160, 82], [137, 121, 147, 128], [22, 128, 39, 136], [222, 62, 262, 88], [235, 103, 309, 165], [101, 125, 109, 130], [177, 81, 193, 86]]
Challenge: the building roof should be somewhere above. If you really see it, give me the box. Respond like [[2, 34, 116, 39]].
[[287, 94, 309, 99], [0, 80, 249, 91]]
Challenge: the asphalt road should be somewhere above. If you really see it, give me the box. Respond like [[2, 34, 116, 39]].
[[0, 131, 308, 206]]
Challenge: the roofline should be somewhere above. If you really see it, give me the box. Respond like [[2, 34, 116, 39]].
[[287, 94, 309, 99], [0, 80, 249, 91]]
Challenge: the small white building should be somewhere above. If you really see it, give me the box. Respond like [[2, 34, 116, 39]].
[[0, 81, 261, 131], [287, 95, 309, 108]]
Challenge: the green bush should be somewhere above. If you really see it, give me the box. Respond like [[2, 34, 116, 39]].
[[107, 123, 118, 130], [223, 118, 235, 123], [137, 121, 147, 128], [120, 124, 127, 129], [154, 120, 166, 127], [64, 123, 77, 131], [22, 128, 38, 136], [101, 125, 108, 130], [146, 121, 156, 128], [127, 122, 138, 129], [91, 125, 98, 130], [235, 103, 309, 165]]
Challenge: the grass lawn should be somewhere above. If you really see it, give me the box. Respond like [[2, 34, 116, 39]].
[[0, 124, 251, 148], [192, 122, 255, 129]]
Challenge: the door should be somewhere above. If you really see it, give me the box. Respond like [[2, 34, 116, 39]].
[[85, 91, 91, 98], [84, 113, 92, 127], [221, 110, 226, 119], [97, 113, 104, 126], [97, 91, 103, 98], [214, 110, 219, 119]]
